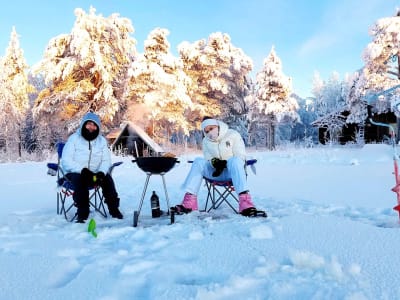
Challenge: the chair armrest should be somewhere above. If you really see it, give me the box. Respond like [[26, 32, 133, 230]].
[[47, 163, 58, 176], [245, 159, 257, 175], [47, 163, 58, 170], [108, 161, 123, 174], [246, 159, 257, 166]]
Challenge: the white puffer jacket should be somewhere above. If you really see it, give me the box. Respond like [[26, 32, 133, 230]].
[[61, 112, 111, 174], [202, 120, 246, 162]]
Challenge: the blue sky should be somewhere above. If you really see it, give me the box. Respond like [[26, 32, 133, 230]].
[[0, 0, 398, 97]]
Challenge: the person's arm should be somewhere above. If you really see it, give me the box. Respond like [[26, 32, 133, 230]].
[[231, 131, 246, 161], [98, 137, 112, 174], [61, 135, 83, 173], [202, 139, 214, 161]]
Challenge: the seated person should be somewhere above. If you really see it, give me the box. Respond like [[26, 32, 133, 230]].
[[61, 112, 123, 223], [171, 117, 266, 217]]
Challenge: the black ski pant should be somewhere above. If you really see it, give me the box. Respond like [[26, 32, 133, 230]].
[[66, 172, 119, 219]]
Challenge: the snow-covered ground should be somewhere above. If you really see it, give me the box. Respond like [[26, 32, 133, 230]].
[[1, 144, 400, 299]]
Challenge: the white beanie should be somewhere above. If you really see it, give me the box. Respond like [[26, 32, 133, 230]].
[[201, 118, 219, 131]]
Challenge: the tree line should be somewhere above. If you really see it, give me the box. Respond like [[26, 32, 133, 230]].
[[0, 7, 399, 161]]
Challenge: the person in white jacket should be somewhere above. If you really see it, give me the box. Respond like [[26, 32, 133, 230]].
[[171, 117, 266, 217], [61, 112, 123, 223]]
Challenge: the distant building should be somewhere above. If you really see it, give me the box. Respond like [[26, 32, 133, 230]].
[[106, 122, 164, 157], [312, 107, 397, 145]]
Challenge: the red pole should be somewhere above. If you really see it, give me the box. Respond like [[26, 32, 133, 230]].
[[391, 137, 400, 218], [392, 132, 400, 219]]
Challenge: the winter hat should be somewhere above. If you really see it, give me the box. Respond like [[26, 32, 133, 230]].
[[80, 112, 101, 141], [201, 118, 219, 131]]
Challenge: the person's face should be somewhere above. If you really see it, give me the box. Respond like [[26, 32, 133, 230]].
[[204, 125, 219, 141], [85, 121, 98, 132], [204, 125, 218, 134]]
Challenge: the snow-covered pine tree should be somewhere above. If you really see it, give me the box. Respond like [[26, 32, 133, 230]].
[[312, 72, 348, 144], [0, 27, 35, 158], [25, 73, 46, 153], [253, 46, 299, 150], [245, 84, 259, 146], [361, 10, 400, 114], [123, 28, 195, 144], [345, 71, 368, 144], [363, 11, 400, 84], [289, 94, 318, 145], [32, 6, 136, 143], [178, 32, 253, 131]]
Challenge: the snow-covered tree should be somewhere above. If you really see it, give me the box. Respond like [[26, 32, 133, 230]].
[[312, 72, 348, 143], [361, 10, 400, 113], [252, 46, 299, 149], [346, 70, 368, 124], [342, 71, 368, 144], [178, 32, 253, 130], [32, 6, 136, 142], [0, 27, 35, 157], [123, 28, 196, 143], [346, 10, 400, 141], [245, 83, 259, 146], [313, 72, 346, 118], [289, 95, 318, 145]]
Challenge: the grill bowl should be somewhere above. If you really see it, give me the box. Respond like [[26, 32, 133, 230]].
[[132, 157, 179, 174]]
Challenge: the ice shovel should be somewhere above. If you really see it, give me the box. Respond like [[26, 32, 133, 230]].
[[87, 218, 97, 238]]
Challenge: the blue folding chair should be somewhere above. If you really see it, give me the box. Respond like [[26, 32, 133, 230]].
[[202, 159, 257, 213], [47, 142, 123, 222]]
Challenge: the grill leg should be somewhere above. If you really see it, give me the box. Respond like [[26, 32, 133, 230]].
[[137, 173, 151, 218], [161, 173, 170, 214]]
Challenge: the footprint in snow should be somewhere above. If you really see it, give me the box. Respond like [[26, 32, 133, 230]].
[[46, 258, 82, 288], [249, 224, 273, 239]]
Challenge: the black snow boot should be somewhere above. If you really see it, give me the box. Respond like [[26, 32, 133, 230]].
[[109, 207, 123, 219], [76, 206, 89, 223], [106, 198, 123, 219], [108, 203, 124, 219]]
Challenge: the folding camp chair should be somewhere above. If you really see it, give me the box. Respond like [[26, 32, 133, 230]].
[[202, 159, 257, 213], [47, 142, 123, 222]]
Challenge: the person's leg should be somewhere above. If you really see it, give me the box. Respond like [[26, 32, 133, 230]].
[[227, 157, 249, 194], [100, 174, 123, 219], [175, 157, 212, 211], [181, 157, 210, 195], [226, 157, 256, 213], [66, 173, 89, 221]]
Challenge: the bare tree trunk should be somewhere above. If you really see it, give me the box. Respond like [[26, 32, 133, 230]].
[[18, 128, 22, 158], [265, 114, 276, 150], [266, 122, 275, 150], [271, 123, 275, 150]]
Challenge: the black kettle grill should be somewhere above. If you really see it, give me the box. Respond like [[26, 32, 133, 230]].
[[132, 156, 179, 227]]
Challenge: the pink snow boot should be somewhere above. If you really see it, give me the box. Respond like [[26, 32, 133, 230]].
[[239, 192, 267, 217], [182, 192, 198, 210], [171, 193, 198, 214], [239, 192, 255, 213]]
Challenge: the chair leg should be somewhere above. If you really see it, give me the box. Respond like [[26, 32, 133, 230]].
[[89, 187, 107, 218], [203, 180, 213, 212], [219, 188, 239, 213], [203, 180, 239, 214], [58, 190, 77, 222], [57, 192, 61, 215], [208, 186, 238, 213], [57, 185, 108, 222]]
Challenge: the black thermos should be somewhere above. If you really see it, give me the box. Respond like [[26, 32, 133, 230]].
[[150, 191, 161, 218]]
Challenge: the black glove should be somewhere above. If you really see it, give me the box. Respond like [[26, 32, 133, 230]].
[[211, 158, 227, 177], [95, 171, 105, 183], [81, 168, 95, 184]]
